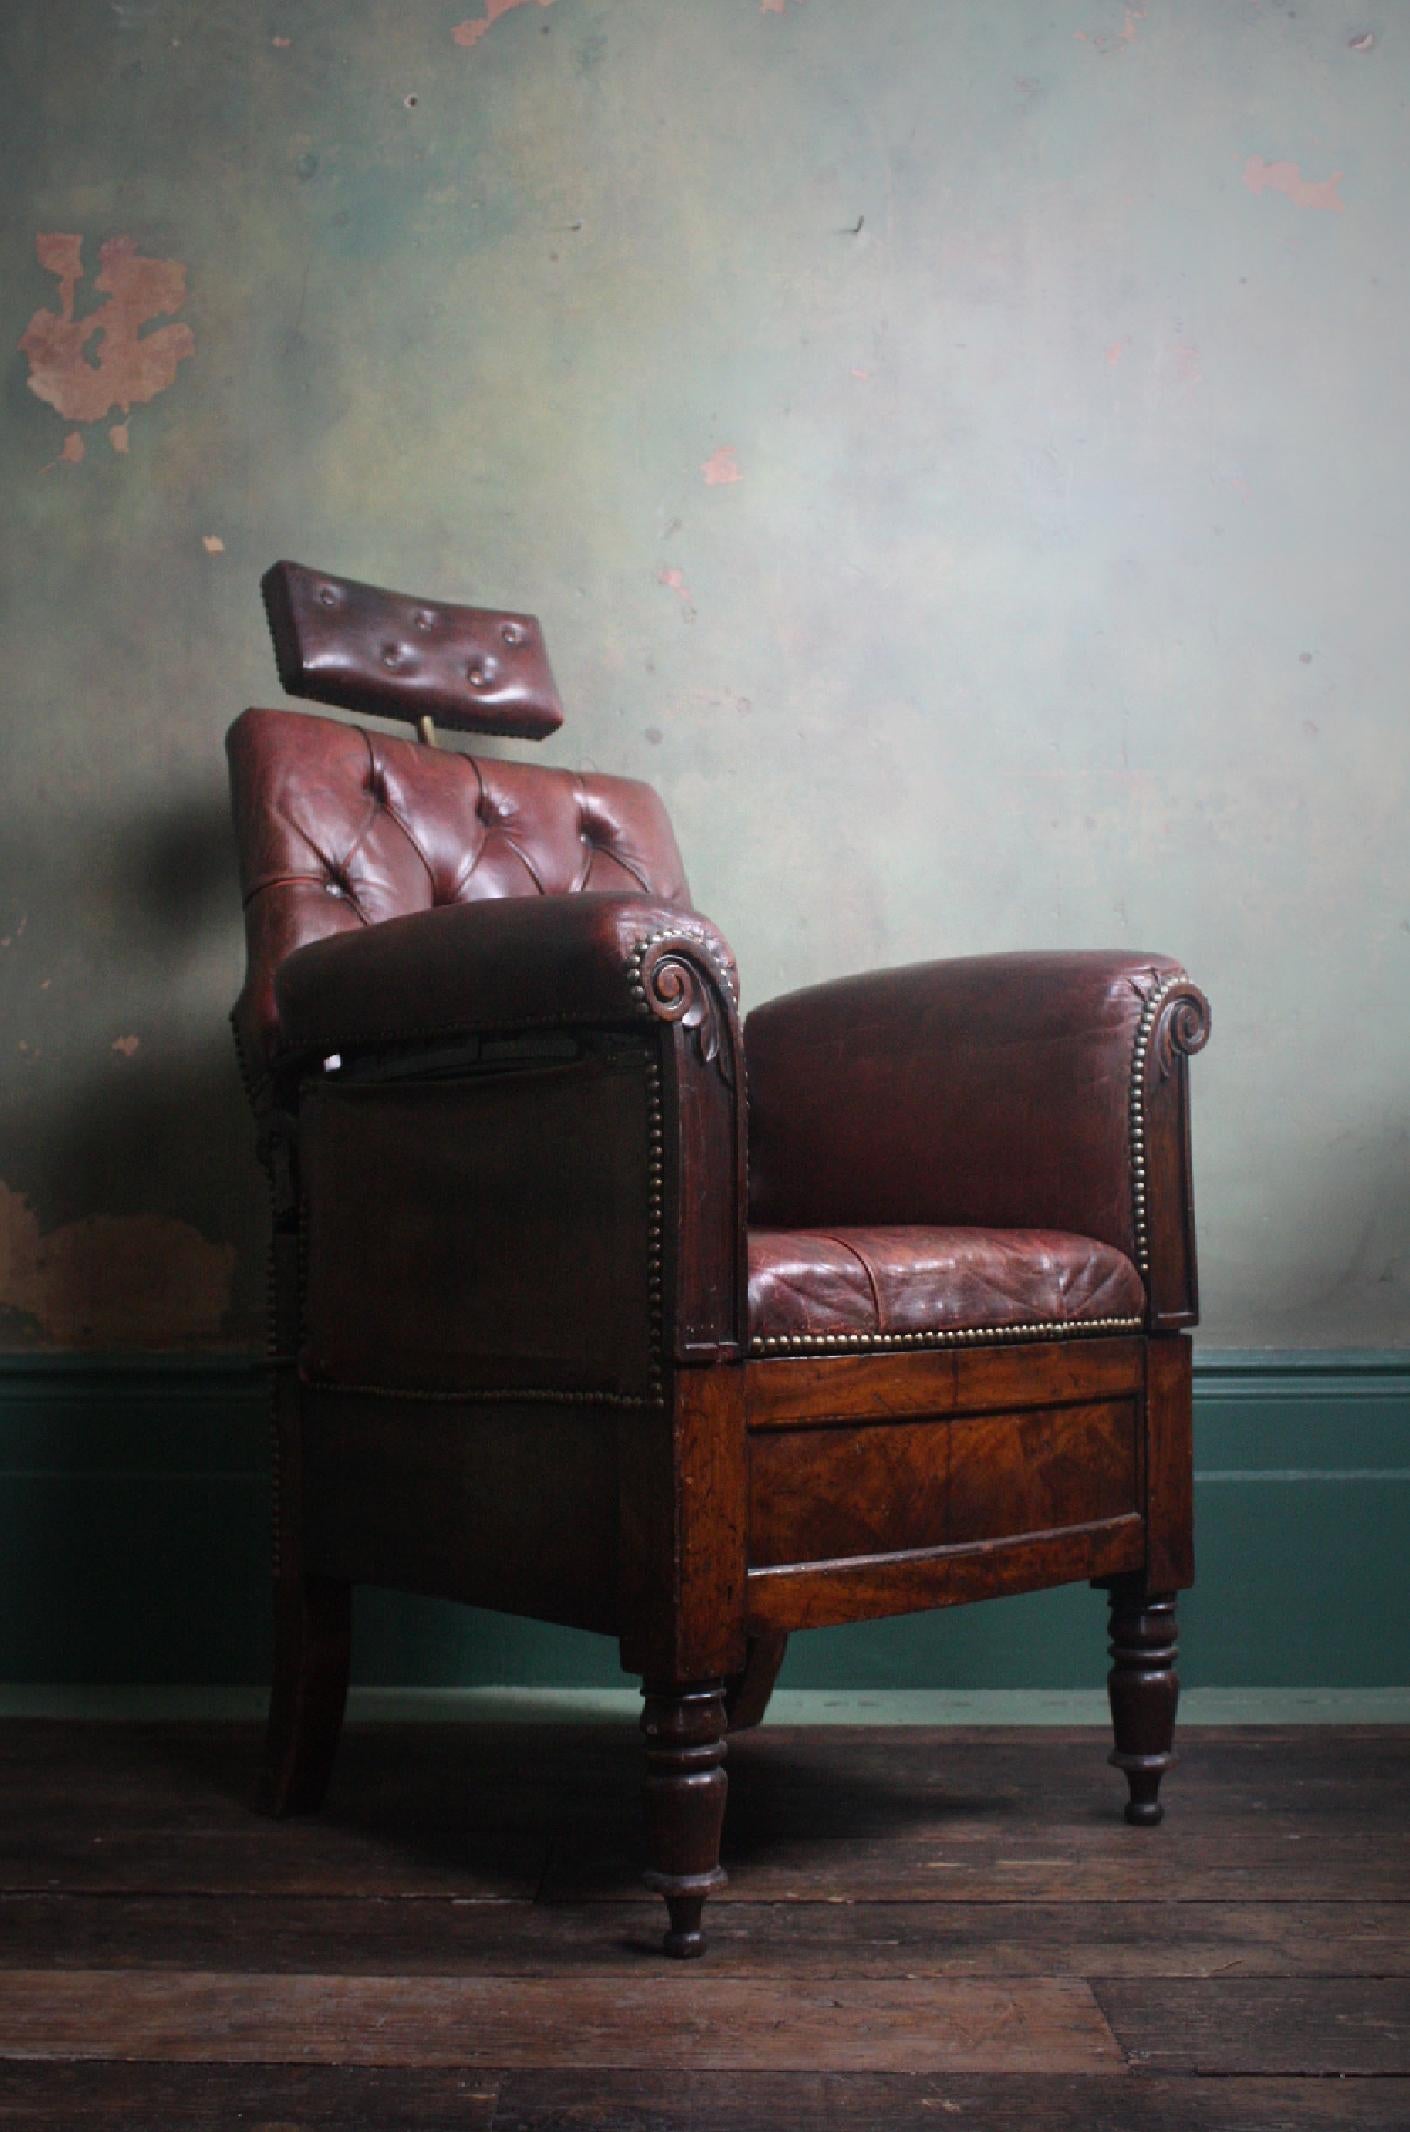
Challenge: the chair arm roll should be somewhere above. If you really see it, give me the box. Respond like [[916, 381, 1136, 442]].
[[273, 891, 740, 1065], [745, 950, 1210, 1312]]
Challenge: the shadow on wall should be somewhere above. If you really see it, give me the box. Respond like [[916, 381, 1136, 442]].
[[0, 781, 264, 1352]]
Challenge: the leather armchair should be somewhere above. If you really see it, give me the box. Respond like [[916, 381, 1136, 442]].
[[229, 564, 1210, 1958]]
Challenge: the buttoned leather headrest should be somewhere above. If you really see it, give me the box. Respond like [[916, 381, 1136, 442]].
[[261, 559, 565, 740]]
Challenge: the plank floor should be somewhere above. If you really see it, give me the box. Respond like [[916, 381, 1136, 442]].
[[1, 1721, 1407, 2127]]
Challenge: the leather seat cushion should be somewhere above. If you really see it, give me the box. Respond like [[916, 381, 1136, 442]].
[[748, 1225, 1144, 1352]]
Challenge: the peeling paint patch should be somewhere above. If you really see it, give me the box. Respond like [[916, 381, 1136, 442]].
[[701, 445, 742, 487], [43, 431, 86, 472], [202, 534, 225, 554], [1105, 337, 1128, 367], [761, 0, 806, 13], [851, 366, 871, 380], [111, 1035, 140, 1058], [108, 422, 129, 454], [656, 565, 696, 621], [1243, 157, 1345, 213], [20, 233, 195, 430], [1076, 5, 1144, 51], [0, 1181, 235, 1348], [1348, 30, 1375, 50], [452, 0, 556, 48], [272, 33, 292, 46]]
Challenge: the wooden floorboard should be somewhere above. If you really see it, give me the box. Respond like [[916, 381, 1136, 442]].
[[8, 1892, 1408, 1976], [545, 1824, 1410, 1903], [1, 1721, 1406, 2126], [1096, 1976, 1410, 2076], [0, 2062, 503, 2129], [0, 1971, 1122, 2072], [491, 2071, 1410, 2132], [4, 2068, 1410, 2132]]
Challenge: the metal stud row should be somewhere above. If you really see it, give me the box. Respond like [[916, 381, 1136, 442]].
[[750, 1314, 1143, 1358], [645, 1051, 665, 1403], [1128, 971, 1188, 1277]]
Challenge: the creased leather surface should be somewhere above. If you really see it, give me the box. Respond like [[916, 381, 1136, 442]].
[[745, 951, 1186, 1268], [262, 560, 564, 739], [228, 707, 693, 1083], [748, 1225, 1144, 1342], [276, 890, 739, 1061]]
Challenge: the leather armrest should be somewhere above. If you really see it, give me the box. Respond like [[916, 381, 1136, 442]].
[[274, 891, 739, 1064], [277, 891, 747, 1382], [745, 950, 1210, 1328]]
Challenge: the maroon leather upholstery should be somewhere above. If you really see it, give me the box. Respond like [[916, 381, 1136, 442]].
[[745, 952, 1189, 1274], [275, 892, 739, 1063], [226, 653, 1208, 1947], [748, 1225, 1145, 1354], [262, 561, 564, 739], [228, 707, 691, 1089]]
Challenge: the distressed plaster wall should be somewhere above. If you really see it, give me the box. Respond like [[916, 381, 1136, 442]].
[[1, 0, 1406, 1353]]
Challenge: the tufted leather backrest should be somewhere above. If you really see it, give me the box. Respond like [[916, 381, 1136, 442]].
[[227, 706, 691, 1092]]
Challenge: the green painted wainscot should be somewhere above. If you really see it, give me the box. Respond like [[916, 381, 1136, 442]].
[[2, 1351, 1406, 1691]]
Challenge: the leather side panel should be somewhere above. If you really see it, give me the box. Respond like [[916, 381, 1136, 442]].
[[298, 1044, 656, 1401]]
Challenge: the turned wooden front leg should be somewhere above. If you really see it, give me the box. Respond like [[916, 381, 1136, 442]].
[[640, 1680, 729, 1958], [257, 1570, 351, 1818], [1105, 1578, 1179, 1826]]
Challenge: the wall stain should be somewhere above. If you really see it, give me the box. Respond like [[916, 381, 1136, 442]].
[[1243, 157, 1345, 213], [1174, 338, 1202, 387], [701, 445, 742, 486], [1075, 5, 1144, 52], [656, 565, 696, 621], [0, 1181, 235, 1349], [452, 0, 557, 49], [111, 1036, 140, 1058], [20, 234, 195, 441]]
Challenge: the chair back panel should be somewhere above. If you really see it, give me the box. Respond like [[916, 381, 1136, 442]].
[[227, 706, 690, 1088]]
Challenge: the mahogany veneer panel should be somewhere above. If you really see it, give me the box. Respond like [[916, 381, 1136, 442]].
[[746, 1516, 1144, 1632], [748, 1399, 1138, 1572], [744, 1335, 1144, 1429]]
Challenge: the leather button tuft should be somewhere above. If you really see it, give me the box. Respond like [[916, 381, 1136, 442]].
[[501, 622, 524, 647], [414, 611, 435, 631], [318, 586, 337, 607], [467, 655, 500, 688], [381, 644, 402, 669]]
